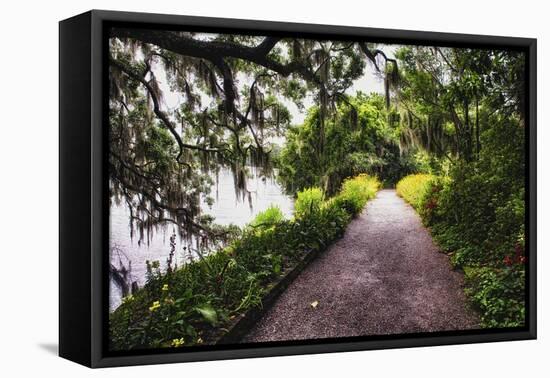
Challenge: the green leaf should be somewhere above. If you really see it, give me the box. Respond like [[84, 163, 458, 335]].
[[194, 305, 218, 325]]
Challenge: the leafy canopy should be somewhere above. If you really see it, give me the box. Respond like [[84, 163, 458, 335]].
[[108, 30, 397, 244]]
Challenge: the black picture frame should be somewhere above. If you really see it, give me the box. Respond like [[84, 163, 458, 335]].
[[59, 9, 537, 368]]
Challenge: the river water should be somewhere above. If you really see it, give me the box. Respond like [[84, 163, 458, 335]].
[[109, 168, 294, 310]]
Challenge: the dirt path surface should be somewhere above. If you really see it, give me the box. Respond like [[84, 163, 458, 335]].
[[243, 189, 479, 342]]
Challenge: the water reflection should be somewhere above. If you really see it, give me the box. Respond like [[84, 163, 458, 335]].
[[109, 168, 293, 310]]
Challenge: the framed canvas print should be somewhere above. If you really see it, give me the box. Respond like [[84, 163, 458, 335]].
[[59, 10, 537, 368]]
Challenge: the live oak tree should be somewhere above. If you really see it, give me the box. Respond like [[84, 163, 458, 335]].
[[395, 46, 525, 163], [277, 93, 415, 195], [108, 28, 397, 246]]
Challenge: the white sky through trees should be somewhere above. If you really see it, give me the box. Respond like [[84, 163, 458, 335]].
[[149, 34, 396, 133]]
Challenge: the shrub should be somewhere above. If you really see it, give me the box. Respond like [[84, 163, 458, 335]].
[[249, 205, 285, 229], [417, 176, 449, 226], [398, 169, 526, 328], [395, 116, 526, 328], [463, 266, 525, 328], [334, 174, 381, 215], [396, 173, 435, 211], [294, 187, 324, 217], [428, 160, 525, 328]]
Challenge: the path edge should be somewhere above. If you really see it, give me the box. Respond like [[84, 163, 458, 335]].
[[214, 246, 319, 345], [214, 192, 380, 345]]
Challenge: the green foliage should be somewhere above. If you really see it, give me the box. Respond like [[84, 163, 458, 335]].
[[333, 174, 381, 215], [294, 188, 324, 217], [249, 205, 285, 229], [396, 46, 525, 163], [110, 175, 380, 350], [396, 174, 435, 211], [195, 304, 219, 326], [426, 117, 525, 267], [277, 93, 417, 195], [396, 115, 526, 328], [463, 266, 525, 328]]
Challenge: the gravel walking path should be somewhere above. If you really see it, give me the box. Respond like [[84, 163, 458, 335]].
[[243, 189, 479, 342]]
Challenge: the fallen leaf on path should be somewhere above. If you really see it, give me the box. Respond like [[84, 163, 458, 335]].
[[310, 300, 319, 309]]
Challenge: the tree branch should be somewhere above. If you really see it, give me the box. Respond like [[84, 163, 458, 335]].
[[111, 29, 317, 82], [110, 57, 225, 158]]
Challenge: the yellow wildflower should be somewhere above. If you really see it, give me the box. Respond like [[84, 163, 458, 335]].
[[149, 300, 161, 312], [162, 284, 169, 291], [171, 337, 185, 347]]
